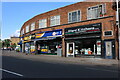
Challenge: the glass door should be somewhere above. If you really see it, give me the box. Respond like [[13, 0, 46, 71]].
[[105, 41, 112, 59], [66, 42, 75, 57]]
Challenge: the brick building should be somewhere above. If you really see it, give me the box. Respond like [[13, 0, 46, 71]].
[[10, 37, 20, 45], [20, 1, 119, 59]]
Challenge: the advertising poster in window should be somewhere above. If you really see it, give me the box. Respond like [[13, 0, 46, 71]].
[[69, 44, 73, 54], [30, 45, 35, 53], [25, 43, 30, 53], [41, 45, 48, 53], [67, 42, 75, 57], [96, 40, 101, 55]]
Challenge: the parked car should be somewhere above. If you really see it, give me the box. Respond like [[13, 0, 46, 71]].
[[2, 47, 7, 50], [7, 47, 12, 51]]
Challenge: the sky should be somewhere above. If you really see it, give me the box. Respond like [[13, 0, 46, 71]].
[[2, 2, 80, 40], [1, 0, 114, 40]]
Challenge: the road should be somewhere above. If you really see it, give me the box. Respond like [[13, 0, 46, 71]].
[[1, 50, 119, 79]]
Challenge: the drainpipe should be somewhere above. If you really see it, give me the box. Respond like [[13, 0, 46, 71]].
[[116, 0, 120, 60]]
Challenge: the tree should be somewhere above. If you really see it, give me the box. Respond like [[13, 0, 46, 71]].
[[10, 43, 16, 49], [2, 41, 5, 48], [0, 39, 2, 48], [4, 39, 11, 48]]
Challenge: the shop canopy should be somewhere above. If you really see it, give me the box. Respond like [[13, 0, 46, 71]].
[[65, 35, 101, 40], [31, 37, 56, 41]]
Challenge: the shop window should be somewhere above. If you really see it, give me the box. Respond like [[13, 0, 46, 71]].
[[26, 25, 29, 33], [87, 4, 106, 19], [104, 31, 113, 36], [74, 39, 101, 56], [39, 19, 47, 28], [68, 10, 81, 23], [50, 15, 60, 26], [31, 22, 35, 31]]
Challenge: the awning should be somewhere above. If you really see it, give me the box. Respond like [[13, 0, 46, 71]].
[[23, 40, 31, 43], [31, 37, 56, 41], [65, 35, 100, 40]]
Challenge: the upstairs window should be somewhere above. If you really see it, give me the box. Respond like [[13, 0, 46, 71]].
[[23, 29, 24, 34], [104, 31, 113, 36], [39, 19, 47, 28], [68, 10, 81, 23], [31, 22, 35, 31], [21, 29, 24, 35], [50, 15, 60, 26], [26, 25, 29, 33], [87, 4, 106, 19]]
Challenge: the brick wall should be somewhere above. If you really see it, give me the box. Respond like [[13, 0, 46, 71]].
[[10, 37, 20, 45], [20, 2, 116, 37]]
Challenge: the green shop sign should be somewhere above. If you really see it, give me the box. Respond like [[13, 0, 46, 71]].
[[65, 23, 101, 35]]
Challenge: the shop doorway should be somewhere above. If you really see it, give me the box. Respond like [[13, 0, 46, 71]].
[[105, 41, 112, 59], [66, 42, 75, 57]]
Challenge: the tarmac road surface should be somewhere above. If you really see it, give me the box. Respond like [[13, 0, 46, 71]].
[[1, 50, 119, 79]]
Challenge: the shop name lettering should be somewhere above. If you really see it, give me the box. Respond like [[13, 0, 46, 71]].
[[52, 31, 62, 36], [67, 27, 100, 33]]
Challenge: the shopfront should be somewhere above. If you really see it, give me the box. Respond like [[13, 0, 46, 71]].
[[33, 29, 62, 56], [24, 36, 31, 54], [103, 39, 116, 59], [23, 34, 36, 54], [65, 23, 102, 58], [30, 34, 36, 54]]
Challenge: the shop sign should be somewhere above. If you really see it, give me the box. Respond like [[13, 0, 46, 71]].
[[24, 36, 29, 40], [31, 34, 36, 39], [36, 29, 62, 38], [65, 23, 101, 35], [35, 33, 45, 39], [24, 36, 31, 40], [43, 29, 62, 37]]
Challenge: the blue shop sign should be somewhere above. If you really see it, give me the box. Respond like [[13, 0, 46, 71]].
[[43, 29, 62, 37]]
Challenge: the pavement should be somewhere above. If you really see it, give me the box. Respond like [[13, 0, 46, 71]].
[[2, 50, 119, 67]]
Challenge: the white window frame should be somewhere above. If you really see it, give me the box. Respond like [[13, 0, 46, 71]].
[[31, 22, 35, 31], [68, 10, 81, 23], [21, 29, 24, 35], [39, 19, 47, 28], [87, 4, 106, 20], [20, 30, 22, 35], [50, 15, 60, 26], [22, 29, 24, 34], [103, 31, 113, 37], [26, 25, 29, 33]]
